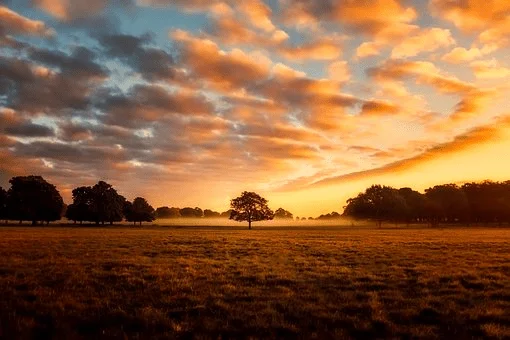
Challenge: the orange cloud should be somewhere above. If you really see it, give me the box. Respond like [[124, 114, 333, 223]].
[[282, 0, 416, 37], [470, 59, 510, 79], [360, 100, 400, 116], [327, 61, 350, 83], [279, 38, 343, 61], [307, 115, 510, 188], [391, 27, 455, 58], [33, 0, 108, 20], [430, 0, 510, 49], [442, 47, 484, 64], [171, 30, 271, 91], [0, 6, 54, 36]]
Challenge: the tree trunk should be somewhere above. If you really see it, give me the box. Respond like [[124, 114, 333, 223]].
[[248, 220, 251, 229], [32, 220, 37, 226], [139, 221, 142, 226]]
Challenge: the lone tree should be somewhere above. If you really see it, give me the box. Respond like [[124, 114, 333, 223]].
[[6, 176, 64, 225], [230, 191, 274, 229], [124, 197, 155, 225]]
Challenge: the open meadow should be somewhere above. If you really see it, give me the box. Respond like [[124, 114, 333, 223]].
[[0, 225, 509, 339]]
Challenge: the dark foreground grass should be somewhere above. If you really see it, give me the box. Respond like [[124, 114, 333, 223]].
[[0, 226, 509, 339]]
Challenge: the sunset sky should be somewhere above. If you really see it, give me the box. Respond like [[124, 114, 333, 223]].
[[1, 0, 510, 216]]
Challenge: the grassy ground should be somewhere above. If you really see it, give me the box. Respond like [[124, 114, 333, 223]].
[[0, 226, 509, 339]]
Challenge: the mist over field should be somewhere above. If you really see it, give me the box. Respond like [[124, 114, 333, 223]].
[[153, 217, 363, 228]]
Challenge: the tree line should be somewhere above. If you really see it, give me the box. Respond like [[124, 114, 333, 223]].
[[0, 176, 155, 225], [2, 175, 510, 228], [343, 182, 510, 226], [0, 176, 294, 227]]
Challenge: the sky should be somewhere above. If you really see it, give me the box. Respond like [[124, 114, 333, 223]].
[[1, 0, 510, 217]]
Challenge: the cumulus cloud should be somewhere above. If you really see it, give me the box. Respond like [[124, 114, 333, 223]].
[[97, 33, 181, 82], [442, 47, 484, 64], [391, 27, 455, 58], [0, 46, 108, 115]]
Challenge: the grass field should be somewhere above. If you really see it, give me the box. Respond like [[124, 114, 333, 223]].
[[0, 225, 509, 339]]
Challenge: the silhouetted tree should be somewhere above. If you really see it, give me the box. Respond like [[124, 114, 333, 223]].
[[220, 209, 233, 218], [90, 181, 126, 225], [317, 212, 341, 220], [398, 187, 428, 225], [6, 176, 64, 225], [425, 184, 469, 224], [179, 207, 203, 218], [274, 208, 293, 219], [67, 182, 125, 225], [204, 209, 221, 218], [462, 181, 510, 225], [0, 187, 7, 223], [155, 206, 181, 219], [230, 191, 274, 229], [344, 185, 407, 226], [124, 197, 155, 225], [65, 186, 94, 224]]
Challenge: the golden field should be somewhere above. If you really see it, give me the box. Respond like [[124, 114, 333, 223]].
[[0, 225, 509, 339]]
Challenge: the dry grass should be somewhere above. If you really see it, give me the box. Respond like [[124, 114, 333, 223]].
[[0, 225, 509, 339]]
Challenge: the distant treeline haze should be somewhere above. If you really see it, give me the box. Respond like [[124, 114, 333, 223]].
[[343, 183, 510, 226], [1, 176, 510, 226]]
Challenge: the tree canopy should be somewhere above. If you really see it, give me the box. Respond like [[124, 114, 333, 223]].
[[0, 187, 7, 222], [155, 206, 181, 219], [6, 176, 64, 225], [124, 197, 155, 225], [344, 185, 407, 226], [65, 181, 126, 225], [230, 191, 274, 229], [274, 208, 293, 219]]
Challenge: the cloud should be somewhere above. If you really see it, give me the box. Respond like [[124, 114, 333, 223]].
[[430, 0, 510, 50], [207, 13, 288, 47], [171, 29, 272, 91], [97, 33, 180, 82], [356, 42, 383, 58], [0, 108, 55, 137], [282, 0, 416, 37], [0, 5, 54, 37], [391, 27, 455, 58], [442, 47, 484, 64], [368, 60, 475, 94], [97, 84, 215, 128], [0, 46, 108, 114], [307, 115, 510, 188], [367, 59, 499, 123], [327, 61, 350, 83], [279, 37, 343, 61], [470, 59, 510, 79], [32, 0, 109, 20], [360, 100, 400, 116]]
